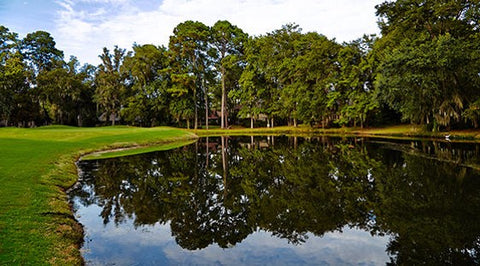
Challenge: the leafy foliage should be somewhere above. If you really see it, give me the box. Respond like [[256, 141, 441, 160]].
[[95, 46, 127, 125], [375, 0, 480, 130], [121, 44, 171, 126], [2, 3, 480, 130]]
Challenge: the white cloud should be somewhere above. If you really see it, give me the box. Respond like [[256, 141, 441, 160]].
[[53, 0, 384, 65]]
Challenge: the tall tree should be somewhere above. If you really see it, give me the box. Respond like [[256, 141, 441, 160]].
[[169, 21, 210, 129], [242, 31, 282, 128], [18, 30, 65, 126], [236, 37, 265, 128], [21, 31, 63, 73], [122, 44, 171, 126], [0, 52, 31, 126], [95, 46, 127, 125], [240, 25, 340, 128], [210, 20, 247, 128], [288, 31, 340, 127], [0, 26, 19, 58], [0, 26, 22, 125], [268, 24, 303, 127], [37, 56, 96, 126], [335, 36, 377, 128]]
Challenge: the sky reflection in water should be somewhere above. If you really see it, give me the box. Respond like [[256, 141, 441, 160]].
[[78, 206, 389, 265]]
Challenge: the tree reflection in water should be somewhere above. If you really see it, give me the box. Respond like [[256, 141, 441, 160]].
[[71, 136, 480, 264]]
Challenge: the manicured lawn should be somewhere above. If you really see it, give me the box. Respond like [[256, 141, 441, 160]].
[[0, 126, 196, 265]]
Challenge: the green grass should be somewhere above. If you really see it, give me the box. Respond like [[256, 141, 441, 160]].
[[0, 126, 196, 265]]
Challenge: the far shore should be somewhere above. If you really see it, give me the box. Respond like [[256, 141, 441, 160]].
[[190, 124, 480, 141]]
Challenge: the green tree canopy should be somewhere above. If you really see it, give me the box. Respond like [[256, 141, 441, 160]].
[[168, 20, 210, 129], [121, 44, 171, 126], [95, 46, 127, 125], [21, 30, 63, 73], [210, 20, 247, 128], [375, 0, 480, 130]]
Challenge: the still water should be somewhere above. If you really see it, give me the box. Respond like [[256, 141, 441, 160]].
[[69, 136, 480, 265]]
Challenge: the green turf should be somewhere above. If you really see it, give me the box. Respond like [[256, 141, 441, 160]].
[[0, 126, 196, 265]]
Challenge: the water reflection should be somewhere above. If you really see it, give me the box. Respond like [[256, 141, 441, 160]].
[[70, 136, 480, 265]]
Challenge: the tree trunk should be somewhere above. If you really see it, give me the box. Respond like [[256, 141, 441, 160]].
[[294, 118, 297, 127], [194, 86, 198, 130], [251, 116, 254, 129], [111, 111, 116, 126], [204, 78, 208, 130], [186, 119, 190, 129], [205, 102, 209, 130], [271, 117, 274, 128], [224, 92, 228, 128], [221, 66, 226, 129]]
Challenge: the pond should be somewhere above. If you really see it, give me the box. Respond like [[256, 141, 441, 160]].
[[69, 136, 480, 265]]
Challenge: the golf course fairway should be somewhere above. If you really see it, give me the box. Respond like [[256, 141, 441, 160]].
[[0, 126, 196, 265]]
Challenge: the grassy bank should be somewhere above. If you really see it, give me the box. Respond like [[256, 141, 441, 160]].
[[192, 124, 480, 141], [0, 126, 196, 265]]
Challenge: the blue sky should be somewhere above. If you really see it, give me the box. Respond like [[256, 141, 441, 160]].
[[0, 0, 384, 65], [0, 1, 58, 34]]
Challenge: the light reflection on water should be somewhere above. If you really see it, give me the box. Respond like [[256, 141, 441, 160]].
[[70, 136, 480, 265], [76, 202, 389, 265]]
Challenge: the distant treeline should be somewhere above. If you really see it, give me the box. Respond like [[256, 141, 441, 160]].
[[1, 0, 479, 130]]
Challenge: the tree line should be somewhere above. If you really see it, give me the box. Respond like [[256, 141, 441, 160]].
[[1, 0, 479, 130]]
